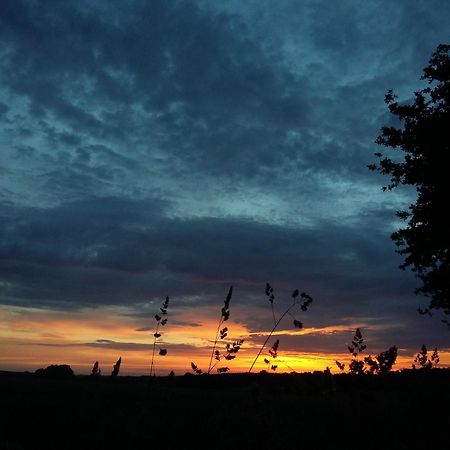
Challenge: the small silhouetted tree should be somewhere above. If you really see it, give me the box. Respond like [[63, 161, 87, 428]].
[[369, 44, 450, 316], [336, 328, 366, 375], [34, 364, 74, 379], [377, 346, 398, 374], [413, 345, 432, 370], [431, 347, 440, 367], [90, 361, 101, 377], [111, 357, 122, 377], [365, 346, 398, 375]]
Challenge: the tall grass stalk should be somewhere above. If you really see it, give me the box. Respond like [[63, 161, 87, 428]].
[[207, 286, 232, 374], [150, 296, 169, 376], [249, 287, 312, 373]]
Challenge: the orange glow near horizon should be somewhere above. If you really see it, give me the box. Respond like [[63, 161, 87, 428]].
[[1, 305, 449, 375]]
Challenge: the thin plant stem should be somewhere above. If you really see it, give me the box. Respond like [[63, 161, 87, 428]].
[[271, 302, 277, 327], [248, 301, 297, 373], [150, 321, 160, 376], [207, 316, 223, 374]]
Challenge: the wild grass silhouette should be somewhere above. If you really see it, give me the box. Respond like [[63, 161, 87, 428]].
[[248, 284, 313, 373], [207, 286, 233, 374], [150, 296, 170, 376], [190, 286, 245, 374]]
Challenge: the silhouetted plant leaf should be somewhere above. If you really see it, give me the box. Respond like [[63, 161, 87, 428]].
[[293, 319, 303, 328], [292, 289, 299, 299], [159, 349, 167, 356], [191, 362, 202, 375]]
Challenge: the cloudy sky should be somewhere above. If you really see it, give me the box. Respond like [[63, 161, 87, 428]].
[[1, 0, 449, 374]]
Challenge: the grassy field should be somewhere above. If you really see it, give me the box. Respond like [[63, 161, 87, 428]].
[[1, 370, 449, 450]]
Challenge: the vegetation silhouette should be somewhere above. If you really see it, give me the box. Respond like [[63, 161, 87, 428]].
[[111, 357, 122, 377], [248, 284, 313, 373], [191, 286, 244, 374], [336, 328, 398, 375], [364, 346, 398, 375], [369, 44, 450, 318], [412, 344, 440, 369], [207, 285, 233, 374], [90, 361, 101, 377], [150, 296, 170, 376], [34, 364, 74, 379]]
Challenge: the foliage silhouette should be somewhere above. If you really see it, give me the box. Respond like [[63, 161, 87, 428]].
[[190, 362, 203, 375], [248, 284, 313, 373], [34, 364, 74, 379], [191, 286, 244, 374], [111, 357, 122, 377], [369, 44, 450, 316], [264, 338, 279, 372], [336, 328, 366, 375], [90, 361, 101, 377], [150, 296, 170, 376], [412, 344, 439, 370], [207, 286, 233, 374], [336, 329, 398, 375], [210, 338, 245, 373], [348, 328, 366, 375], [364, 346, 398, 375], [431, 347, 440, 367]]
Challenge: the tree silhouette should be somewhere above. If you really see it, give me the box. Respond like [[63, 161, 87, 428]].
[[369, 44, 450, 316], [90, 361, 101, 377], [365, 346, 398, 375], [412, 344, 433, 370], [111, 357, 122, 377]]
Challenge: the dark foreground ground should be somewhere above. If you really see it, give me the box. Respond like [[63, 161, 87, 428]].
[[1, 369, 449, 450]]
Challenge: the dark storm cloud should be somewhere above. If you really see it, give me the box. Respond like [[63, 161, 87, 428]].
[[0, 0, 311, 184], [0, 195, 415, 312]]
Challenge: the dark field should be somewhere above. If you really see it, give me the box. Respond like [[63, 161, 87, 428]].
[[1, 370, 449, 450]]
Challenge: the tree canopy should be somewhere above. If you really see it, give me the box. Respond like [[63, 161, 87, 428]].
[[369, 44, 450, 316]]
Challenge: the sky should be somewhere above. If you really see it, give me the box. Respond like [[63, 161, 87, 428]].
[[1, 0, 449, 375]]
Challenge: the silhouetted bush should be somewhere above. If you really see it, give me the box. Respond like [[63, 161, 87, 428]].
[[111, 357, 122, 377], [90, 361, 101, 377], [34, 364, 74, 379]]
